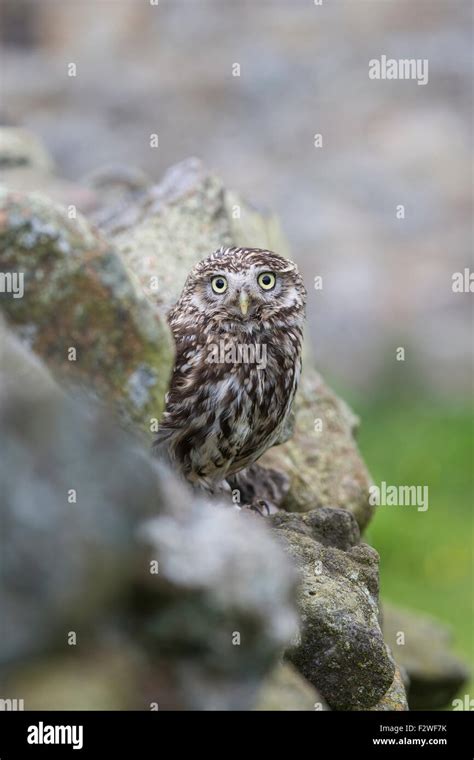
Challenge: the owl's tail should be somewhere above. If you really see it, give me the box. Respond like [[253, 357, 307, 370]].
[[151, 428, 175, 466]]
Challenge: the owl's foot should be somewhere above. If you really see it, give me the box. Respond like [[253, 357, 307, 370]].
[[240, 498, 279, 517], [226, 465, 290, 509]]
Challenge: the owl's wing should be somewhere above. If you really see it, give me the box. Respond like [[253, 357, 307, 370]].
[[151, 324, 202, 460], [274, 406, 296, 446], [151, 428, 175, 465]]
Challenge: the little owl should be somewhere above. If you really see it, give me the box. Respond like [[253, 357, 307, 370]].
[[153, 246, 306, 504]]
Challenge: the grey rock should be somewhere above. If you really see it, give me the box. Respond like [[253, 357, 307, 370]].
[[83, 163, 152, 230], [383, 603, 470, 710], [0, 326, 161, 666], [272, 506, 361, 552], [365, 665, 409, 711], [137, 506, 299, 710], [0, 327, 298, 709], [270, 507, 396, 710]]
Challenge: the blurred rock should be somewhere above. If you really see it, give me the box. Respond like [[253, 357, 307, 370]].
[[2, 645, 145, 710], [0, 127, 96, 211], [0, 127, 54, 172], [383, 603, 470, 710], [0, 314, 56, 402], [255, 662, 327, 711], [0, 326, 298, 709], [0, 324, 162, 666], [0, 187, 174, 433], [137, 504, 298, 710], [270, 508, 397, 709]]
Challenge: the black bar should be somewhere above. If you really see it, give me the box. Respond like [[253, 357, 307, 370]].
[[0, 710, 473, 757]]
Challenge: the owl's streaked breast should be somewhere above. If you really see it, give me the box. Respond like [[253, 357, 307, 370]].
[[176, 331, 301, 482]]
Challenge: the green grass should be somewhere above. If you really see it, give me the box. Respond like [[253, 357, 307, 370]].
[[344, 390, 474, 707]]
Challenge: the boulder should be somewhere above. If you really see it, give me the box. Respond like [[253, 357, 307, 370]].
[[0, 187, 174, 433], [270, 508, 396, 709]]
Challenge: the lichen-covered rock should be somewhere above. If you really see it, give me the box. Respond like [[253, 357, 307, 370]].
[[270, 507, 396, 710], [106, 157, 373, 528], [0, 188, 174, 433], [254, 662, 328, 711], [383, 603, 470, 710], [105, 157, 289, 316], [366, 665, 409, 711], [0, 326, 298, 709], [103, 158, 236, 312]]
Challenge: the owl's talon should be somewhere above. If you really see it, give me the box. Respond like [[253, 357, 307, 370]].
[[241, 499, 279, 517]]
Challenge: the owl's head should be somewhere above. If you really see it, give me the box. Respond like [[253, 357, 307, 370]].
[[180, 246, 306, 329]]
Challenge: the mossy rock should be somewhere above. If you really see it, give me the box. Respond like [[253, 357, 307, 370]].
[[0, 188, 173, 434]]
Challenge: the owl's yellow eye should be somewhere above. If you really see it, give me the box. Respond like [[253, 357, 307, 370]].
[[211, 275, 228, 294], [258, 272, 276, 291]]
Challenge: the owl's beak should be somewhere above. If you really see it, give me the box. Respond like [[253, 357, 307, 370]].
[[239, 291, 250, 316]]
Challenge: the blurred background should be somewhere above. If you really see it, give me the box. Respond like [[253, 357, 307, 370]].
[[1, 0, 472, 704]]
